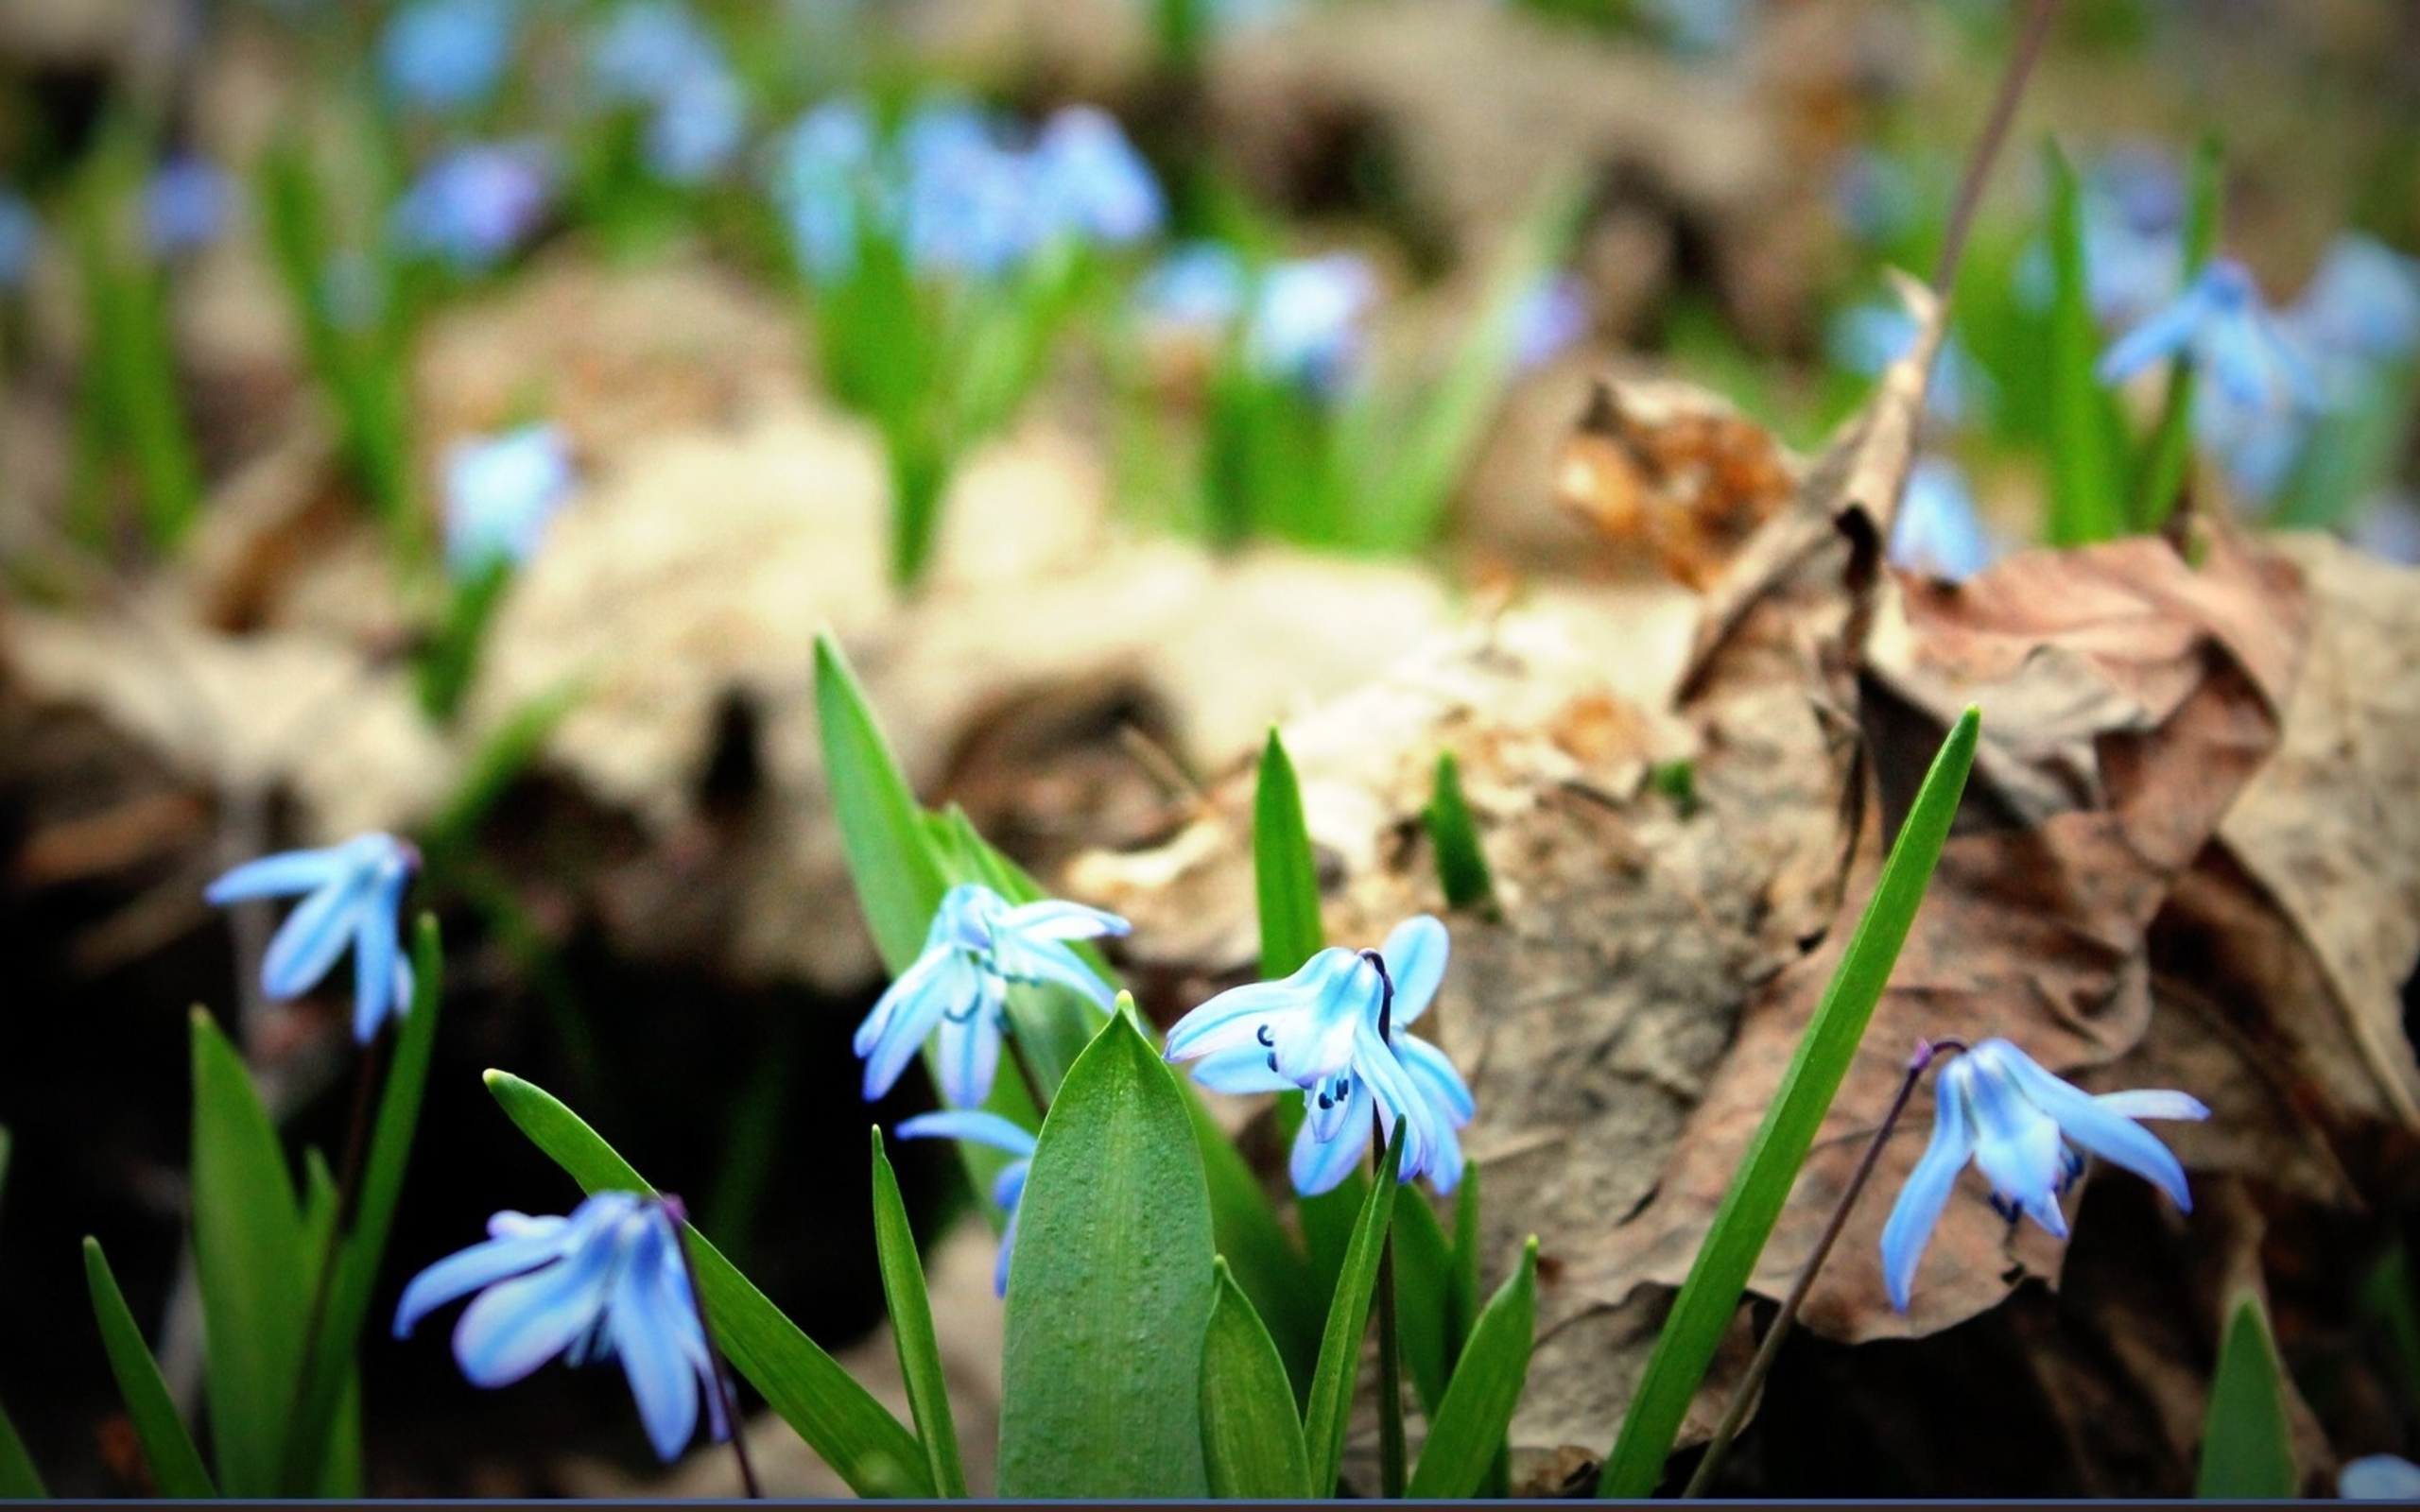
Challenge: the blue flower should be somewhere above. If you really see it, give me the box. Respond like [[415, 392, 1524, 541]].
[[1244, 253, 1378, 395], [1136, 242, 1250, 335], [144, 156, 229, 258], [1030, 106, 1164, 248], [590, 1, 725, 103], [2015, 145, 2185, 327], [392, 142, 553, 273], [2197, 384, 2309, 508], [1509, 273, 1589, 371], [1890, 455, 1996, 582], [380, 0, 515, 112], [897, 106, 1045, 280], [854, 883, 1129, 1108], [2097, 258, 2323, 416], [444, 422, 576, 576], [393, 1192, 727, 1462], [645, 69, 746, 184], [204, 833, 420, 1042], [764, 98, 877, 283], [895, 1109, 1036, 1296], [2287, 232, 2420, 376], [1826, 301, 1996, 426], [1880, 1037, 2206, 1312], [2342, 1454, 2420, 1501], [1166, 916, 1474, 1195], [0, 190, 37, 291]]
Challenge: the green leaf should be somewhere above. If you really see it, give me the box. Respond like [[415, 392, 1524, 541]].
[[815, 632, 950, 973], [484, 1070, 930, 1498], [1305, 1122, 1406, 1496], [1409, 1237, 1539, 1499], [1423, 751, 1496, 914], [1184, 1092, 1321, 1397], [2197, 1294, 2298, 1499], [870, 1128, 968, 1500], [188, 1008, 308, 1497], [1599, 707, 1980, 1498], [0, 1396, 43, 1500], [83, 1237, 216, 1499], [1392, 1190, 1459, 1415], [2131, 134, 2224, 533], [1254, 730, 1325, 979], [279, 917, 444, 1494], [2044, 142, 2131, 547], [999, 1006, 1217, 1498], [1199, 1258, 1313, 1499]]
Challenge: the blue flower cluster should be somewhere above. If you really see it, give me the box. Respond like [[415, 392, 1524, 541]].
[[1137, 244, 1380, 396], [588, 1, 746, 184], [443, 422, 577, 577]]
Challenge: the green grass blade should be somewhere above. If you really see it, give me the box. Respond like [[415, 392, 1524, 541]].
[[278, 917, 444, 1494], [0, 1397, 43, 1500], [1254, 730, 1325, 978], [188, 1009, 307, 1497], [2131, 134, 2224, 533], [83, 1238, 216, 1499], [1408, 1237, 1539, 1499], [483, 1070, 930, 1497], [2197, 1294, 2298, 1499], [1200, 1258, 1313, 1499], [1304, 1122, 1406, 1496], [1392, 1190, 1458, 1415], [869, 1128, 968, 1499], [1599, 707, 1980, 1498], [999, 1005, 1217, 1497], [815, 632, 950, 973], [1423, 751, 1496, 913], [2044, 142, 2131, 547]]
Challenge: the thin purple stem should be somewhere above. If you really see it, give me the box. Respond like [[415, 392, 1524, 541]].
[[662, 1195, 760, 1499]]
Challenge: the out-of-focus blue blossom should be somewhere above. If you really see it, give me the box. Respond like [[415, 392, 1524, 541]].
[[645, 69, 746, 183], [2287, 232, 2420, 374], [590, 2, 746, 184], [1827, 301, 1996, 426], [1030, 106, 1165, 248], [1880, 1037, 2206, 1312], [1135, 242, 1250, 335], [897, 105, 1044, 280], [205, 833, 420, 1042], [1832, 146, 1926, 248], [854, 882, 1129, 1108], [895, 1110, 1035, 1296], [1890, 456, 1996, 582], [1641, 0, 1752, 56], [2196, 385, 2308, 508], [1244, 252, 1377, 395], [394, 1192, 727, 1462], [444, 423, 576, 576], [2341, 1454, 2420, 1501], [380, 0, 514, 112], [2017, 143, 2184, 327], [145, 156, 230, 258], [2098, 258, 2323, 416], [2349, 491, 2420, 566], [392, 141, 553, 273], [765, 97, 877, 283], [1167, 916, 1474, 1195], [1510, 273, 1589, 371], [0, 191, 37, 290]]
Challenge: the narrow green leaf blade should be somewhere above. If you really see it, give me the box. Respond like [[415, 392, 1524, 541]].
[[83, 1238, 216, 1499], [870, 1128, 968, 1500], [2197, 1294, 2298, 1499], [188, 1008, 308, 1497], [1305, 1123, 1406, 1496], [1599, 707, 1980, 1498], [0, 1397, 43, 1500], [2045, 142, 2131, 547], [1408, 1238, 1538, 1499], [484, 1070, 930, 1497], [1254, 730, 1325, 979], [999, 1005, 1217, 1497], [1392, 1190, 1459, 1416], [2131, 135, 2224, 532], [1200, 1258, 1313, 1499], [1423, 751, 1496, 913], [815, 632, 950, 973], [1185, 1093, 1320, 1395]]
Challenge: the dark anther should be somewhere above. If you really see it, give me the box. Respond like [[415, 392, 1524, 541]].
[[1266, 1052, 1280, 1073], [1358, 948, 1397, 1039], [1256, 1023, 1275, 1047]]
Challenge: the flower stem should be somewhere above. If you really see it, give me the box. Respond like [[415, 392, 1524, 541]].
[[1680, 1039, 1962, 1498], [1372, 1107, 1408, 1500], [665, 1197, 761, 1499], [281, 1033, 385, 1491]]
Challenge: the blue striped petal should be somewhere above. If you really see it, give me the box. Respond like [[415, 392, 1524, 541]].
[[994, 1204, 1021, 1297], [611, 1217, 705, 1461], [1267, 950, 1377, 1085], [1999, 1048, 2202, 1212], [260, 871, 372, 1000], [1961, 1043, 2069, 1236], [990, 936, 1116, 1009], [2088, 1088, 2209, 1123], [1289, 1076, 1376, 1196], [450, 1233, 618, 1386], [1350, 1022, 1437, 1184], [1392, 1029, 1475, 1127], [2097, 287, 2208, 386], [392, 1215, 573, 1338], [896, 1109, 1036, 1159], [857, 950, 976, 1102], [996, 898, 1130, 941], [991, 1159, 1030, 1215], [1186, 1045, 1296, 1095], [203, 846, 346, 903], [352, 890, 403, 1042], [1378, 916, 1448, 1026], [932, 971, 1007, 1108], [1163, 947, 1361, 1068], [1881, 1059, 1977, 1312]]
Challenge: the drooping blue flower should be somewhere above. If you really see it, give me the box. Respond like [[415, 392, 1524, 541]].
[[2342, 1454, 2420, 1501], [590, 1, 725, 104], [855, 883, 1129, 1108], [2097, 258, 2323, 416], [1167, 916, 1474, 1195], [1029, 105, 1164, 248], [392, 141, 553, 273], [0, 190, 37, 291], [393, 1192, 727, 1462], [896, 105, 1044, 281], [764, 97, 877, 283], [1880, 1037, 2207, 1312], [205, 833, 420, 1042], [1135, 241, 1250, 335], [1244, 252, 1378, 396], [380, 0, 515, 112], [895, 1109, 1036, 1296], [444, 423, 576, 576], [1826, 301, 1996, 426], [1890, 455, 1996, 583], [1509, 273, 1589, 371], [144, 156, 230, 258]]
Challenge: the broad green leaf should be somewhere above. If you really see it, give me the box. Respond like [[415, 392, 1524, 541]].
[[1392, 1190, 1459, 1415], [2044, 142, 2131, 547], [0, 1396, 42, 1500], [2131, 135, 2223, 533], [815, 632, 949, 973], [1599, 707, 1980, 1498], [869, 1128, 968, 1500], [189, 1008, 308, 1497], [1423, 751, 1496, 914], [280, 917, 444, 1494], [484, 1070, 930, 1497], [1254, 730, 1325, 979], [1408, 1238, 1538, 1499], [2197, 1294, 2297, 1499], [1184, 1092, 1320, 1397], [1305, 1123, 1406, 1497], [999, 1006, 1217, 1498], [83, 1238, 216, 1499], [1200, 1259, 1312, 1499]]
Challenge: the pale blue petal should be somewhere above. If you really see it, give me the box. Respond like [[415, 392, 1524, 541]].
[[2342, 1453, 2420, 1501], [1378, 916, 1449, 1026], [990, 936, 1116, 1009], [392, 1219, 572, 1338], [261, 873, 372, 1000], [994, 1205, 1020, 1297], [1421, 1112, 1466, 1194], [1962, 1044, 2069, 1236], [929, 883, 1000, 953], [932, 971, 1007, 1108], [856, 945, 954, 1058], [1881, 1061, 1977, 1312], [1268, 950, 1378, 1085], [1165, 948, 1360, 1066], [2000, 1051, 2200, 1211], [857, 950, 974, 1101], [352, 898, 402, 1043], [992, 1159, 1029, 1214], [1349, 1022, 1437, 1183], [1290, 1078, 1375, 1196], [897, 1109, 1037, 1160], [996, 898, 1131, 941], [450, 1242, 617, 1386], [2097, 292, 2207, 385], [1187, 1045, 1297, 1095], [1392, 1030, 1476, 1126], [203, 847, 346, 903], [2088, 1089, 2209, 1123], [612, 1218, 703, 1461], [1304, 1069, 1357, 1143]]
